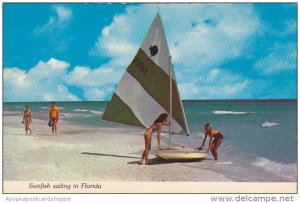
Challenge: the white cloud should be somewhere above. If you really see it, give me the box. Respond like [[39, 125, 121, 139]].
[[4, 57, 125, 102], [55, 5, 72, 22], [207, 68, 220, 82], [4, 58, 80, 102], [33, 5, 73, 36], [254, 42, 296, 75], [207, 81, 249, 97], [282, 19, 297, 36], [269, 19, 297, 37], [179, 80, 251, 100], [177, 82, 201, 99], [168, 4, 261, 74], [83, 87, 115, 101], [88, 10, 143, 68], [66, 66, 121, 88], [178, 68, 252, 99], [65, 65, 123, 101]]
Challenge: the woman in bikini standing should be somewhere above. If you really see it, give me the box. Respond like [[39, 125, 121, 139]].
[[22, 105, 32, 135], [139, 113, 171, 165]]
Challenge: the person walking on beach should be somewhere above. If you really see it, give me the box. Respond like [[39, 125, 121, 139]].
[[49, 101, 59, 135], [22, 105, 32, 135], [195, 123, 223, 160], [139, 113, 171, 165]]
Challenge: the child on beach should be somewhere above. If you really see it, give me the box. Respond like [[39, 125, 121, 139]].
[[139, 113, 171, 165], [49, 101, 59, 135], [22, 105, 32, 135], [195, 123, 223, 160]]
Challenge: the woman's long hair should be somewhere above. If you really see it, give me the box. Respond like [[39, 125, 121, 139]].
[[154, 113, 168, 124]]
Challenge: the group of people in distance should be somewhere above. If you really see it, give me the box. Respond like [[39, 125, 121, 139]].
[[22, 105, 223, 164], [139, 113, 224, 165], [22, 101, 59, 135]]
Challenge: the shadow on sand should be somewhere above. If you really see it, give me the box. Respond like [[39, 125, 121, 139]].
[[127, 157, 206, 165], [81, 152, 139, 159], [35, 133, 54, 136], [81, 152, 207, 165], [126, 157, 166, 165]]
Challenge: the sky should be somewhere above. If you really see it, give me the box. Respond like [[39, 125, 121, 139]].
[[3, 3, 297, 102]]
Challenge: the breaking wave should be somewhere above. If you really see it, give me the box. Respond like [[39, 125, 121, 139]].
[[262, 121, 279, 128], [74, 109, 89, 112], [60, 113, 94, 119], [252, 157, 296, 181], [90, 111, 103, 115], [73, 109, 102, 115], [40, 106, 64, 110], [213, 110, 255, 115]]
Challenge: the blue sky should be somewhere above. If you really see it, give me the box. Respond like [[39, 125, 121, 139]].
[[3, 3, 297, 102]]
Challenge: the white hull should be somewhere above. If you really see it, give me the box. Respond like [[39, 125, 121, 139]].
[[156, 147, 207, 160]]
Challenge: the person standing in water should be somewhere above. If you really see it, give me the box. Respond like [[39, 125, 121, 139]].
[[196, 123, 223, 160], [49, 101, 59, 135], [22, 105, 32, 135], [139, 113, 171, 165]]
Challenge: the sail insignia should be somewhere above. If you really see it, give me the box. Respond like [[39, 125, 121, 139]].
[[149, 45, 158, 57]]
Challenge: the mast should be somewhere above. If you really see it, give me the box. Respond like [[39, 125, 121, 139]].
[[169, 55, 172, 148]]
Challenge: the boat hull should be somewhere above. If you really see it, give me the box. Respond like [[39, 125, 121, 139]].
[[156, 148, 207, 160]]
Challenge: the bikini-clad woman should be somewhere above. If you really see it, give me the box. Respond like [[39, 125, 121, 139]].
[[22, 105, 32, 135], [139, 113, 171, 165], [196, 123, 223, 160]]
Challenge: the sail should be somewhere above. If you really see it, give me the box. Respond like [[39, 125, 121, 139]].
[[102, 14, 189, 135]]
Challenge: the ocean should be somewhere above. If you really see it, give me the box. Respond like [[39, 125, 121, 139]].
[[3, 100, 297, 182]]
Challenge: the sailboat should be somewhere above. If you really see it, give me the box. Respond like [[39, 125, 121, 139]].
[[102, 13, 206, 160]]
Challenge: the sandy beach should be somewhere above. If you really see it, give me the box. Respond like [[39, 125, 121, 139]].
[[3, 111, 233, 182]]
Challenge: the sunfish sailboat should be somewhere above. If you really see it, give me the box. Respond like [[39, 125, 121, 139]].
[[102, 13, 206, 160]]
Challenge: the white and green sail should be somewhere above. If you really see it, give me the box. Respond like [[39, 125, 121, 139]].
[[102, 14, 189, 136]]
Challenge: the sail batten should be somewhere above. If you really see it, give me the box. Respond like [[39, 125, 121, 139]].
[[102, 13, 189, 136]]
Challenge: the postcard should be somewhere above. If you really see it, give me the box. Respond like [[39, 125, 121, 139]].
[[2, 2, 297, 195]]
